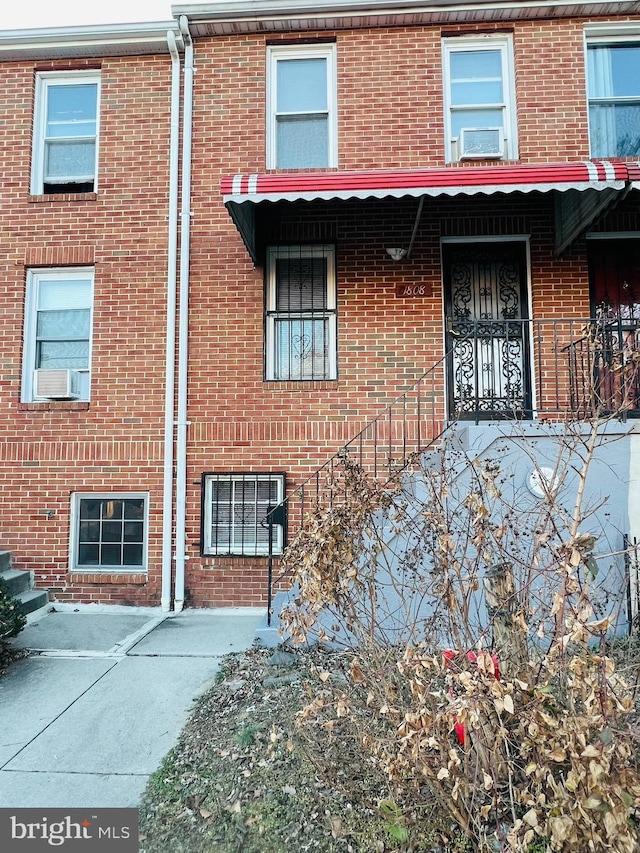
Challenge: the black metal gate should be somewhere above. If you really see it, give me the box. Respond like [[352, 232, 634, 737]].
[[444, 241, 532, 420]]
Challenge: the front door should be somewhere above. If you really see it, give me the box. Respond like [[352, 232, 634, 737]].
[[588, 238, 640, 415], [444, 241, 532, 420]]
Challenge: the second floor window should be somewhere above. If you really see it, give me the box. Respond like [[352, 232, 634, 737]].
[[31, 72, 100, 194], [443, 36, 517, 162], [22, 268, 93, 402], [267, 44, 337, 169], [587, 41, 640, 157], [265, 245, 337, 381]]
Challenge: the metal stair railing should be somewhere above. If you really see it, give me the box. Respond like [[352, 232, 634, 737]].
[[263, 352, 451, 626]]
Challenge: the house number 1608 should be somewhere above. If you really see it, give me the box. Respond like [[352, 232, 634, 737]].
[[395, 283, 431, 298]]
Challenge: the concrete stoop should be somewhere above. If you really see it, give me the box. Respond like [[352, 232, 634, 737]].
[[0, 552, 49, 617]]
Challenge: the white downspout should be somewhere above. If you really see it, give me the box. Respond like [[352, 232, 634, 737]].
[[174, 15, 194, 612], [161, 29, 182, 612]]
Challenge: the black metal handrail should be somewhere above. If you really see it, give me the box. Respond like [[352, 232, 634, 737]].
[[264, 352, 451, 624]]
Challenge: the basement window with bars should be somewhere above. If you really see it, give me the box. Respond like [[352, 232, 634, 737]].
[[201, 473, 286, 557], [265, 245, 337, 381]]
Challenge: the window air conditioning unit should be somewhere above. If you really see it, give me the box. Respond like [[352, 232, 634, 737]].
[[459, 127, 504, 159], [34, 369, 81, 400]]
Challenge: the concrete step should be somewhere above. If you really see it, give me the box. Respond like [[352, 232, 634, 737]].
[[16, 588, 49, 616], [0, 567, 49, 618], [0, 568, 31, 597], [0, 551, 12, 573]]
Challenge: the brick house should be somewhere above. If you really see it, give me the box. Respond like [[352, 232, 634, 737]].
[[1, 1, 639, 623]]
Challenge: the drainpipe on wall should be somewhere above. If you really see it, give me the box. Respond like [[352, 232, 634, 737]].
[[161, 28, 182, 612], [174, 15, 194, 612]]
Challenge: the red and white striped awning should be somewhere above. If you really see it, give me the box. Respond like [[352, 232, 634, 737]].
[[221, 161, 640, 261], [222, 161, 637, 205]]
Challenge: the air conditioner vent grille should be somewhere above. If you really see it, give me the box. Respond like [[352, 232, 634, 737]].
[[459, 127, 504, 159], [34, 369, 81, 400]]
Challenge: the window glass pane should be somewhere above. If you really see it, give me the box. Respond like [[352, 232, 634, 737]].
[[102, 521, 123, 543], [277, 58, 327, 112], [275, 257, 328, 311], [79, 499, 100, 520], [78, 543, 99, 564], [123, 521, 143, 542], [124, 499, 145, 519], [45, 140, 95, 180], [123, 544, 143, 565], [102, 500, 123, 519], [588, 44, 640, 98], [609, 45, 640, 96], [451, 109, 504, 137], [589, 103, 640, 156], [39, 280, 91, 310], [276, 115, 328, 168], [36, 340, 89, 370], [451, 49, 502, 79], [275, 318, 328, 380], [47, 84, 97, 137], [451, 80, 503, 105], [79, 521, 100, 543], [37, 308, 90, 338], [101, 544, 122, 565], [450, 51, 503, 105]]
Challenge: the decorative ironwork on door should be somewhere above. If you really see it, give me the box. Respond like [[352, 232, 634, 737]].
[[444, 242, 531, 420]]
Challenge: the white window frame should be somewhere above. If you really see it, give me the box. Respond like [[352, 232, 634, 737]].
[[202, 473, 286, 557], [266, 43, 337, 169], [442, 35, 518, 163], [265, 244, 337, 381], [69, 492, 149, 573], [22, 267, 94, 402], [584, 26, 640, 159], [31, 71, 101, 195]]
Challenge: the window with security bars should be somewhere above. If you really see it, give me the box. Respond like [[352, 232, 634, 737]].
[[202, 473, 286, 556], [265, 245, 337, 381], [72, 494, 147, 571]]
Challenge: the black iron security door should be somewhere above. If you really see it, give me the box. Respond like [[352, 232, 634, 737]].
[[444, 241, 532, 420]]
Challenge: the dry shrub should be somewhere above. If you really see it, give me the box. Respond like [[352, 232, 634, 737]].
[[281, 424, 640, 852]]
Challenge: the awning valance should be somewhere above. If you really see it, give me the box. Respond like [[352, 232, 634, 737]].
[[221, 161, 640, 261]]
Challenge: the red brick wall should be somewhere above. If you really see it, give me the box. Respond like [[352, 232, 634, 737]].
[[0, 54, 173, 604]]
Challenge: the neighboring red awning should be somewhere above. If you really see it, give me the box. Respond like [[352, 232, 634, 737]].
[[223, 161, 635, 204], [221, 161, 640, 261]]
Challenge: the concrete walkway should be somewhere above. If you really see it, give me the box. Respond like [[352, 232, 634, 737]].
[[0, 604, 261, 808]]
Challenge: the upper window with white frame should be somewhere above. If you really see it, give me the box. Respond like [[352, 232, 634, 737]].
[[267, 44, 337, 169], [265, 245, 337, 381], [587, 37, 640, 157], [202, 473, 286, 557], [443, 36, 518, 162], [71, 493, 148, 572], [22, 268, 93, 402], [31, 71, 100, 195]]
